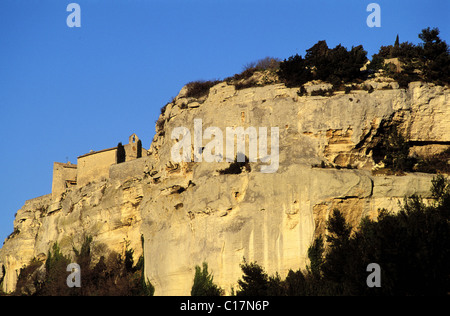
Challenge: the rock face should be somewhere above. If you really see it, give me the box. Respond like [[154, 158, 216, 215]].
[[1, 78, 449, 295], [0, 177, 144, 293]]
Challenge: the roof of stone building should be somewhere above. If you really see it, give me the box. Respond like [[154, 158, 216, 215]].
[[77, 146, 117, 159]]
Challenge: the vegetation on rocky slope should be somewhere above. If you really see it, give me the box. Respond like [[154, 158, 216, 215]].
[[181, 27, 448, 102], [194, 175, 449, 296], [3, 236, 154, 296], [2, 28, 449, 297]]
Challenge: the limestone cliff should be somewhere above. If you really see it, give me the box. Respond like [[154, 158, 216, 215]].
[[0, 77, 448, 295]]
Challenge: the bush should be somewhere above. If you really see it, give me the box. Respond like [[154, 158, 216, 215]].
[[14, 237, 154, 296], [279, 41, 367, 88], [234, 79, 259, 90], [310, 88, 334, 97], [414, 149, 450, 174], [278, 54, 311, 87], [241, 56, 280, 73], [254, 57, 281, 71], [155, 117, 166, 133], [191, 262, 223, 296], [305, 41, 368, 85], [36, 242, 72, 296], [369, 28, 449, 86], [306, 235, 324, 277], [381, 125, 414, 172], [297, 85, 307, 96], [367, 54, 385, 73], [225, 57, 281, 89], [226, 68, 258, 83], [13, 258, 45, 296], [185, 80, 220, 99], [235, 260, 283, 296], [418, 27, 450, 84]]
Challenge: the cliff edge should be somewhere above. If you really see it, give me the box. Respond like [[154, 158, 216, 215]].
[[1, 77, 449, 295]]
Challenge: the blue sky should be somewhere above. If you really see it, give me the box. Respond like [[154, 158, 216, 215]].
[[0, 0, 448, 244]]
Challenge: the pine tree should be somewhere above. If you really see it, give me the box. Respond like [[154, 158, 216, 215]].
[[382, 125, 413, 172], [307, 235, 324, 277], [191, 262, 223, 296], [418, 27, 450, 84]]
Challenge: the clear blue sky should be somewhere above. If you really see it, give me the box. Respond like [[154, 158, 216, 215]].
[[0, 0, 448, 244]]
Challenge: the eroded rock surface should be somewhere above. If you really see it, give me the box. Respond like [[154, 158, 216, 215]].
[[1, 79, 448, 294]]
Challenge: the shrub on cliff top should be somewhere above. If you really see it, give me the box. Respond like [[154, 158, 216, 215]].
[[185, 80, 220, 99], [278, 41, 367, 87], [369, 27, 449, 86], [228, 57, 281, 82], [278, 54, 311, 87]]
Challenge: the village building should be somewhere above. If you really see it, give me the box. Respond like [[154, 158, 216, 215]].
[[51, 133, 147, 198]]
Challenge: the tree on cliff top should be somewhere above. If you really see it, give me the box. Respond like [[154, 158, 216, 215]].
[[418, 27, 450, 84], [278, 40, 367, 87]]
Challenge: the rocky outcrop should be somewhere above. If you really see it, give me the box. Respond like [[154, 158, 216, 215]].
[[1, 78, 448, 295], [0, 178, 144, 293]]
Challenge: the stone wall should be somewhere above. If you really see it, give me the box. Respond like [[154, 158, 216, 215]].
[[74, 134, 148, 189], [77, 148, 117, 187], [51, 162, 77, 198], [109, 156, 149, 182]]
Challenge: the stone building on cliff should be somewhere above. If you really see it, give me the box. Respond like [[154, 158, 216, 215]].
[[51, 133, 147, 198]]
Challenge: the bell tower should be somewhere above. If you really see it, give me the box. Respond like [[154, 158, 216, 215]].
[[129, 133, 139, 145], [124, 133, 144, 161]]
